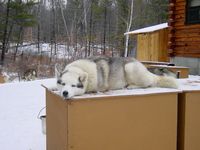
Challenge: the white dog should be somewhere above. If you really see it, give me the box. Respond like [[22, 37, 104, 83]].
[[55, 56, 178, 99]]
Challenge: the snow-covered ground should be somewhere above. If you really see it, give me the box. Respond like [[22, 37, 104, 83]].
[[10, 42, 76, 59], [0, 78, 56, 150], [0, 76, 200, 150]]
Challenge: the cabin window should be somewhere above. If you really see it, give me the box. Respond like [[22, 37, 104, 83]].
[[186, 0, 200, 24]]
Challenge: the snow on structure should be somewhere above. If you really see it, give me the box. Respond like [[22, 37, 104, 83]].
[[124, 23, 168, 35]]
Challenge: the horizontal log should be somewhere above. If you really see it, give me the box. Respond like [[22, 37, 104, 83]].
[[174, 17, 185, 23], [176, 0, 185, 3], [174, 50, 200, 55], [175, 45, 200, 50], [174, 53, 200, 58], [175, 1, 186, 7], [174, 33, 200, 38], [173, 41, 200, 46], [174, 24, 200, 30], [168, 11, 174, 15], [174, 14, 184, 19], [175, 30, 200, 35], [174, 22, 185, 27], [175, 37, 200, 42], [169, 3, 175, 7], [175, 5, 185, 11], [174, 9, 185, 14]]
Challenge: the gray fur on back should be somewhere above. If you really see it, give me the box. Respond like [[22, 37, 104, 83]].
[[88, 56, 137, 90]]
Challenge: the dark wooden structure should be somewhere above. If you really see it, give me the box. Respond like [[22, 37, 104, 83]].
[[168, 0, 200, 58]]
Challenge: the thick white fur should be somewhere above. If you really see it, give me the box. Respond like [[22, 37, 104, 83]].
[[66, 59, 98, 92], [124, 61, 178, 89], [57, 59, 178, 98]]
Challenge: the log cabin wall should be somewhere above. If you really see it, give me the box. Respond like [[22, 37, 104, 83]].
[[168, 0, 200, 58]]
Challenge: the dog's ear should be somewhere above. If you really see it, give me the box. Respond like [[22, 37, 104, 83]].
[[55, 64, 62, 78], [79, 72, 88, 83]]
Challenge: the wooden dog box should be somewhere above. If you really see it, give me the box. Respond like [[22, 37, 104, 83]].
[[141, 61, 174, 67], [46, 88, 179, 150], [178, 77, 200, 150], [148, 65, 189, 78]]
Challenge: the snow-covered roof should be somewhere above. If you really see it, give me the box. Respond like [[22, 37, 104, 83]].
[[124, 23, 168, 35]]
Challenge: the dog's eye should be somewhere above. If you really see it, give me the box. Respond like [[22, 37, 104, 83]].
[[71, 84, 76, 87], [77, 83, 83, 88], [57, 80, 62, 84], [62, 83, 65, 86]]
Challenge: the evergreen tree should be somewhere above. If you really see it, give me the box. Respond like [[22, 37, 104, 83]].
[[0, 0, 36, 63]]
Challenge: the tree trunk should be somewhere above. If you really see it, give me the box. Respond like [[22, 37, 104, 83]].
[[103, 3, 107, 55], [51, 0, 56, 56], [1, 0, 11, 64], [37, 0, 41, 54], [5, 23, 14, 53], [13, 26, 23, 61], [124, 0, 134, 57], [88, 1, 93, 56], [83, 0, 89, 57]]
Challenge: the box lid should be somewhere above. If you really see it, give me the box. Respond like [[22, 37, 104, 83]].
[[44, 85, 181, 101], [178, 75, 200, 92]]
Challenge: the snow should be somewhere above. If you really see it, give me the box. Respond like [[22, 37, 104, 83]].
[[0, 78, 56, 150], [15, 43, 74, 59], [70, 88, 181, 99], [0, 75, 200, 150], [178, 75, 200, 92], [124, 23, 168, 35]]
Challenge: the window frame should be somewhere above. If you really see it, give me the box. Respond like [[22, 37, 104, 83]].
[[186, 0, 200, 24]]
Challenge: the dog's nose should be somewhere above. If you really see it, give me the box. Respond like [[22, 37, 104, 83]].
[[62, 91, 68, 97]]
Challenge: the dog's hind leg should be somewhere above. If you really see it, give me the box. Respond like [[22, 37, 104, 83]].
[[124, 61, 156, 88]]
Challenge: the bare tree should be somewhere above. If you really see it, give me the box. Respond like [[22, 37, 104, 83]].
[[58, 0, 70, 43], [124, 0, 134, 57], [83, 0, 89, 57]]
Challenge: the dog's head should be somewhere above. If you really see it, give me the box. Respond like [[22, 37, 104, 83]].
[[55, 65, 88, 99]]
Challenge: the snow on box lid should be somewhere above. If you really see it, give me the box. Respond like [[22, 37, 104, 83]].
[[48, 87, 181, 100], [124, 23, 168, 35], [149, 65, 189, 69], [178, 75, 200, 92]]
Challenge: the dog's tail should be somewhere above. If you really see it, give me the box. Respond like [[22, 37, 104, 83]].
[[154, 75, 178, 89]]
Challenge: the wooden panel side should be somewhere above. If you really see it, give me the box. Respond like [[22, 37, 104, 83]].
[[158, 29, 169, 61], [150, 31, 159, 61], [184, 92, 200, 150], [68, 93, 178, 150], [46, 90, 68, 150], [137, 30, 168, 61], [177, 93, 186, 150], [137, 34, 150, 61]]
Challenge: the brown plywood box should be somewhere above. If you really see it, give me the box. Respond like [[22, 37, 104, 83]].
[[148, 65, 189, 78], [141, 60, 174, 67], [178, 77, 200, 150], [46, 88, 179, 150], [178, 91, 200, 150]]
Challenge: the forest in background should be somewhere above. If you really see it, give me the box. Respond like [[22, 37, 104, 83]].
[[0, 0, 168, 80]]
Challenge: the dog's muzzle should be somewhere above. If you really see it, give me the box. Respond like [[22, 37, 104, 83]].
[[62, 91, 69, 98]]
